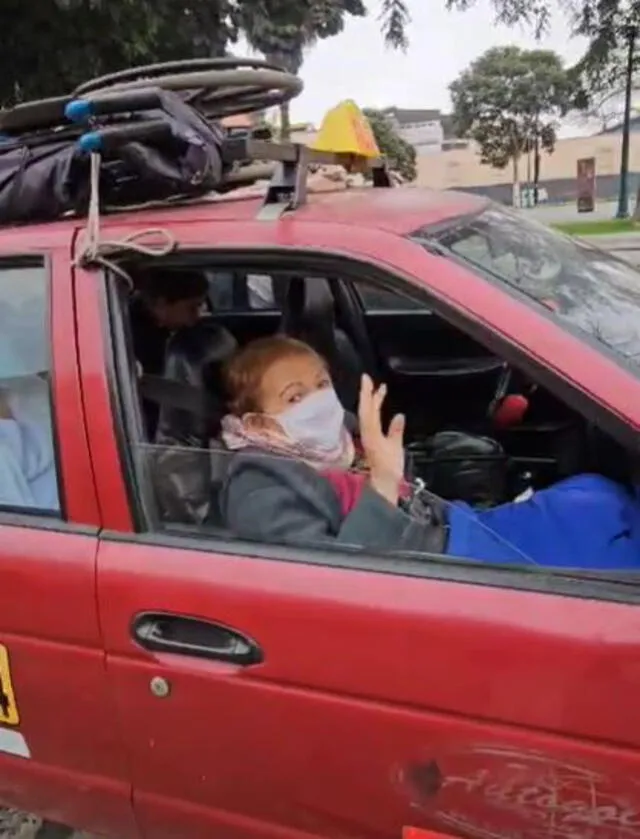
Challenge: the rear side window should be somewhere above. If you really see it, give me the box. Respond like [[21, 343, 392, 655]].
[[0, 263, 60, 516], [207, 271, 285, 311]]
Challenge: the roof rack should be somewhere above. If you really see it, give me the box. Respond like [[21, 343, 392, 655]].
[[221, 136, 392, 218], [0, 57, 391, 235], [0, 57, 301, 133]]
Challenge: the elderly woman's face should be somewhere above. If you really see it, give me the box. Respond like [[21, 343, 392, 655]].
[[258, 352, 332, 416]]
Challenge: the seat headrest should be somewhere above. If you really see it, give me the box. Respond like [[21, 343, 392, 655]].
[[284, 277, 334, 332]]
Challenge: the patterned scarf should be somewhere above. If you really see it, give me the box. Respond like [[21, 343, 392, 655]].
[[221, 413, 414, 517], [220, 412, 356, 471]]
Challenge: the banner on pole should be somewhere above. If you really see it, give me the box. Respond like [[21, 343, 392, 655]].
[[577, 157, 596, 213]]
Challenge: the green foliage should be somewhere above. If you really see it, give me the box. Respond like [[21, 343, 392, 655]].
[[447, 0, 640, 44], [240, 0, 366, 137], [445, 0, 553, 37], [449, 46, 573, 173], [0, 0, 409, 109], [240, 0, 364, 78], [379, 0, 410, 50], [363, 108, 417, 181], [0, 0, 234, 105], [240, 0, 408, 137], [571, 3, 640, 107], [445, 0, 640, 114]]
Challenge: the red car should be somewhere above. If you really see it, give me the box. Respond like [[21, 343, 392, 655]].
[[1, 121, 640, 839]]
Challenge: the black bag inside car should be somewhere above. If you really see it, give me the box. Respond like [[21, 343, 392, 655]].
[[0, 89, 226, 226], [414, 431, 508, 507]]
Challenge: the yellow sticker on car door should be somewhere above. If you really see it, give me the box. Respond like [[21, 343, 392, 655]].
[[0, 644, 19, 726]]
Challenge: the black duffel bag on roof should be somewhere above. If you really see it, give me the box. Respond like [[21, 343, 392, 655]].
[[0, 88, 226, 226]]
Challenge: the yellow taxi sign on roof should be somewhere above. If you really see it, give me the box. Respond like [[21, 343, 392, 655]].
[[311, 100, 380, 159]]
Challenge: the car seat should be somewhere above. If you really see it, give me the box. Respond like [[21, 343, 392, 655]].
[[279, 276, 363, 413], [149, 320, 237, 525]]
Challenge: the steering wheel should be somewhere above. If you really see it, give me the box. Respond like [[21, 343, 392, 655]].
[[487, 362, 512, 419], [488, 363, 536, 429]]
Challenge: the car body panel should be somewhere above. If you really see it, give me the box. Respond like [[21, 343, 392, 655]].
[[2, 186, 640, 839], [82, 208, 640, 838], [57, 186, 487, 237], [97, 537, 640, 839], [0, 246, 135, 836], [74, 263, 135, 532]]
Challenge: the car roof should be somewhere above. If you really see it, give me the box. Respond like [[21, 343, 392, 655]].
[[0, 185, 488, 246], [73, 185, 489, 238], [270, 186, 488, 233]]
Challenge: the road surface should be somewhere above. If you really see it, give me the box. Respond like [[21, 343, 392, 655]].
[[582, 232, 640, 265], [524, 199, 621, 224], [519, 203, 640, 266]]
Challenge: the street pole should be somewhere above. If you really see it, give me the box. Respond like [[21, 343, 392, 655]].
[[533, 118, 540, 206], [616, 24, 636, 218]]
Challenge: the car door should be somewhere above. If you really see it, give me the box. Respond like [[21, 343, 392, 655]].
[[90, 218, 640, 839], [0, 238, 135, 838]]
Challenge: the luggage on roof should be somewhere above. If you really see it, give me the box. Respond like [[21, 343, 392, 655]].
[[0, 57, 391, 230], [0, 58, 302, 227]]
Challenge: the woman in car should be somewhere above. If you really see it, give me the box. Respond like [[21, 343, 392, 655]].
[[219, 335, 640, 569]]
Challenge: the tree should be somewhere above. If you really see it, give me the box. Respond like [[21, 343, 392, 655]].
[[241, 0, 365, 138], [570, 3, 640, 216], [449, 46, 573, 204], [363, 109, 417, 181], [0, 0, 410, 110], [576, 81, 640, 131], [0, 0, 234, 106], [240, 0, 410, 139], [444, 0, 640, 79], [445, 0, 552, 35]]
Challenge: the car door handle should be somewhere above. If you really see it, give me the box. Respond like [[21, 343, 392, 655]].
[[132, 612, 263, 665]]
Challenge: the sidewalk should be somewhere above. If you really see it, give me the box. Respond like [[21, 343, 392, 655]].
[[580, 232, 640, 266]]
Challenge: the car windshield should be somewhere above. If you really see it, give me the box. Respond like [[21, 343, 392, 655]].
[[411, 205, 640, 369]]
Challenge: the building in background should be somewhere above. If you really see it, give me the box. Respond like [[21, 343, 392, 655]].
[[380, 108, 443, 153], [380, 108, 470, 154], [415, 129, 640, 205], [284, 103, 640, 205]]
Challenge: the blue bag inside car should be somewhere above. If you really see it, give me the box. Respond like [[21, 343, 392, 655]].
[[447, 473, 640, 570]]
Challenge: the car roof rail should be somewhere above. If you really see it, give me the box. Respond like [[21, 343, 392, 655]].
[[0, 57, 392, 261], [220, 136, 392, 219]]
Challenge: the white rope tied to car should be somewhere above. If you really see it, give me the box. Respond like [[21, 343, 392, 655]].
[[74, 151, 176, 286]]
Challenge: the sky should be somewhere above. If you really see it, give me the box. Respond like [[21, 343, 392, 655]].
[[239, 0, 591, 131]]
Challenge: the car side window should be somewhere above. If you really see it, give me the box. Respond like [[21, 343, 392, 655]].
[[0, 262, 60, 516], [357, 283, 427, 312], [247, 274, 277, 309], [208, 271, 284, 311]]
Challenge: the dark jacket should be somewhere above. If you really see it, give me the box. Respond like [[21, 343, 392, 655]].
[[129, 296, 169, 376], [220, 450, 447, 554], [129, 296, 170, 439]]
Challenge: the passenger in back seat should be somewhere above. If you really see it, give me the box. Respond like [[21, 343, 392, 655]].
[[129, 268, 208, 437]]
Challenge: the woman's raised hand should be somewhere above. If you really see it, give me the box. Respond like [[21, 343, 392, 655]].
[[358, 373, 405, 505]]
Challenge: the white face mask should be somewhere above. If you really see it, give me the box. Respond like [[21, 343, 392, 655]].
[[276, 387, 345, 452]]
